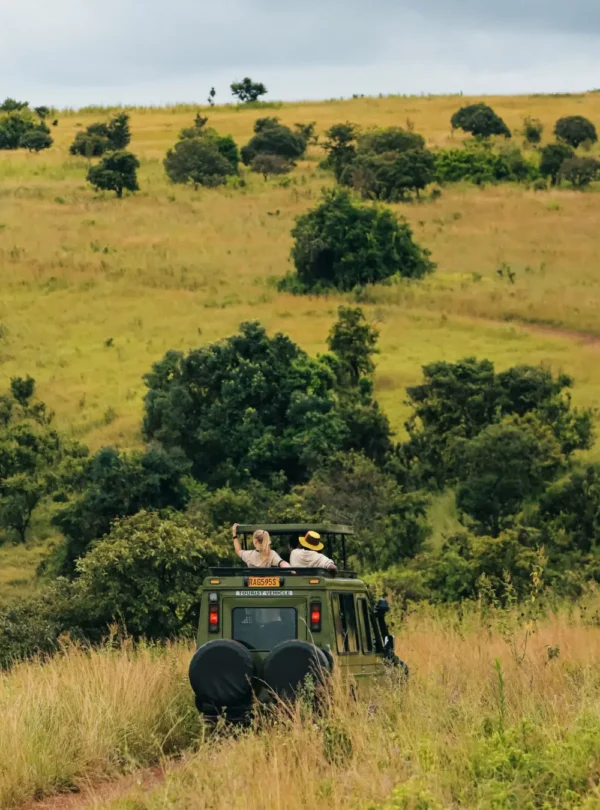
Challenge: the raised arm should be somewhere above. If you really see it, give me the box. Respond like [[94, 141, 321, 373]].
[[232, 523, 243, 559]]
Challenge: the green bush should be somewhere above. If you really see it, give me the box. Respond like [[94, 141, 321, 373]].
[[283, 188, 434, 293], [177, 117, 239, 171], [70, 113, 131, 156], [451, 103, 511, 138], [52, 445, 191, 573], [19, 129, 53, 152], [347, 148, 436, 201], [320, 122, 359, 182], [523, 116, 544, 144], [0, 380, 85, 544], [297, 451, 429, 569], [537, 465, 600, 555], [554, 115, 598, 148], [539, 142, 576, 185], [76, 511, 231, 638], [251, 153, 294, 179], [164, 138, 236, 188], [69, 131, 110, 157], [435, 146, 536, 185], [0, 109, 41, 150], [558, 156, 599, 189], [241, 124, 306, 165], [87, 150, 140, 197], [456, 414, 565, 536], [357, 126, 425, 155]]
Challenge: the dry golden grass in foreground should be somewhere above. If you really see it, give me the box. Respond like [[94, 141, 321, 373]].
[[3, 604, 600, 810]]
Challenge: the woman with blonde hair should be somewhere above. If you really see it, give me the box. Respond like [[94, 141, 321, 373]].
[[232, 524, 290, 569]]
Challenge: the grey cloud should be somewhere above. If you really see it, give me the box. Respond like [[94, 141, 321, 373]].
[[1, 1, 600, 105]]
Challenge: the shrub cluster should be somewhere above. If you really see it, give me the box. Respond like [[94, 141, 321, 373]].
[[164, 115, 239, 188], [0, 98, 53, 152], [70, 112, 131, 157], [241, 117, 307, 166]]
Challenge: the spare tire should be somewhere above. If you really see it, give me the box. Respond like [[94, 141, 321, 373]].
[[263, 640, 331, 700], [189, 640, 254, 709]]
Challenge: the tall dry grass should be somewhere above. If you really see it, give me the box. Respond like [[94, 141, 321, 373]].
[[0, 641, 202, 809], [101, 608, 600, 810], [2, 606, 600, 809]]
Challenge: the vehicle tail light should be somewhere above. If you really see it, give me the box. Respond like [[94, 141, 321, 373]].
[[208, 602, 220, 633], [310, 601, 322, 633]]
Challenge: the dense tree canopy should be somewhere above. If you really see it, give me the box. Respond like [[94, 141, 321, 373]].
[[52, 445, 191, 573], [142, 319, 392, 490], [405, 359, 593, 486], [456, 415, 565, 536]]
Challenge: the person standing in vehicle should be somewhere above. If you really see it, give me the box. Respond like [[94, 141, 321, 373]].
[[232, 524, 290, 568], [290, 531, 337, 571]]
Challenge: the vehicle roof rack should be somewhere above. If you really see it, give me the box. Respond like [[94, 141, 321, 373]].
[[236, 524, 354, 536], [209, 566, 358, 579]]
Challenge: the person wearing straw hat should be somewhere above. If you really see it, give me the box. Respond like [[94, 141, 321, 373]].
[[290, 531, 337, 571]]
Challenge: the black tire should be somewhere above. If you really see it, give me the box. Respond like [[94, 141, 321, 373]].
[[189, 640, 254, 710], [263, 640, 331, 700]]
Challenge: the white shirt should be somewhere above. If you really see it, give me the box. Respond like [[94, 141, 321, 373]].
[[290, 548, 336, 569], [240, 549, 283, 568]]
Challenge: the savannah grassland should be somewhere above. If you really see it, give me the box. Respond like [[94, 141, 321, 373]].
[[3, 94, 600, 809], [2, 605, 600, 810], [3, 92, 600, 595]]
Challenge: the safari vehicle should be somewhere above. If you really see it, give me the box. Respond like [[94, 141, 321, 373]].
[[189, 524, 404, 719]]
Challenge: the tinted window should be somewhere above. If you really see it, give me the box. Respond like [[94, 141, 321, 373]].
[[358, 598, 374, 653], [331, 594, 359, 654], [232, 607, 297, 651]]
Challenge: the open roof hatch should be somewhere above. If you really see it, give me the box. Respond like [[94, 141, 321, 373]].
[[236, 523, 354, 570]]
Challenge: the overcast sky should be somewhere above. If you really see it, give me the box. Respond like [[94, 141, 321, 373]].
[[2, 0, 600, 107]]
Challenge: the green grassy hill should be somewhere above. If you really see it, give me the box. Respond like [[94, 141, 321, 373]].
[[2, 93, 600, 592]]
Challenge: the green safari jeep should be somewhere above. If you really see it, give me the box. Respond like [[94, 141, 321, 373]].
[[188, 524, 405, 720]]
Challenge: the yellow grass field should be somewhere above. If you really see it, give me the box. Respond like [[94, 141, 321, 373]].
[[2, 604, 600, 810], [2, 94, 600, 453]]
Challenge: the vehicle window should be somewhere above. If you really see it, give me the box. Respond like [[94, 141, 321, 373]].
[[232, 608, 297, 651], [358, 598, 374, 653], [331, 593, 359, 654]]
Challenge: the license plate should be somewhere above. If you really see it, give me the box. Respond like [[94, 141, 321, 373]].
[[248, 576, 280, 588]]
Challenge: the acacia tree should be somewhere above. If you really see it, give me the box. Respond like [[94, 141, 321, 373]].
[[87, 150, 139, 197], [231, 78, 267, 103]]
